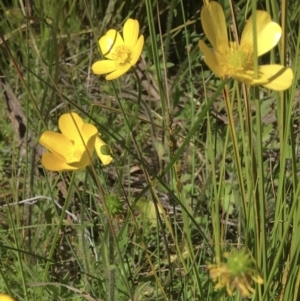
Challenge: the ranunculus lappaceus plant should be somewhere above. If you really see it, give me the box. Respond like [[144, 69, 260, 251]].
[[198, 1, 293, 91], [92, 18, 144, 80], [39, 112, 112, 171]]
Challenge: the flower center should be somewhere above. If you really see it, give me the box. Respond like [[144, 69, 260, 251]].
[[222, 42, 253, 76], [65, 144, 86, 164], [112, 45, 132, 66]]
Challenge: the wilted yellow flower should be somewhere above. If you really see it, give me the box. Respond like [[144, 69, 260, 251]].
[[39, 112, 112, 171], [208, 249, 263, 297], [199, 1, 293, 91], [0, 294, 15, 301], [92, 18, 144, 80]]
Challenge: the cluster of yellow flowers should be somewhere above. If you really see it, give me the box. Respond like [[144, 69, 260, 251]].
[[39, 2, 293, 177], [11, 2, 284, 299], [39, 19, 144, 171]]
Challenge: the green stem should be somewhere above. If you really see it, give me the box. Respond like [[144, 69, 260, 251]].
[[43, 172, 76, 280]]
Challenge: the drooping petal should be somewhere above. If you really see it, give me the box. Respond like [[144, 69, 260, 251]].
[[123, 18, 139, 48], [41, 152, 78, 171], [105, 64, 132, 80], [241, 11, 282, 56], [201, 1, 228, 52], [259, 64, 293, 91], [99, 30, 124, 59], [39, 131, 72, 161], [130, 35, 144, 66], [59, 113, 84, 142], [95, 136, 113, 165], [199, 40, 224, 77], [92, 60, 118, 75]]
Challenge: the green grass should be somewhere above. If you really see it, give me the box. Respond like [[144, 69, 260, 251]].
[[0, 0, 300, 300]]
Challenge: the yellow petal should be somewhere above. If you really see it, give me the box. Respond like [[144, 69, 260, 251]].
[[92, 60, 118, 75], [59, 112, 84, 142], [80, 123, 98, 151], [99, 30, 124, 59], [39, 131, 72, 161], [198, 40, 224, 77], [41, 152, 79, 171], [233, 72, 267, 86], [130, 35, 144, 66], [105, 64, 132, 80], [67, 148, 91, 167], [259, 64, 293, 91], [200, 1, 228, 52], [95, 136, 113, 165], [0, 294, 16, 301], [59, 113, 98, 147], [123, 18, 139, 48], [66, 123, 97, 166], [241, 11, 281, 56]]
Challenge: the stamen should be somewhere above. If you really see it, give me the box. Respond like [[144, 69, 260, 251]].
[[112, 45, 132, 66], [221, 42, 253, 76]]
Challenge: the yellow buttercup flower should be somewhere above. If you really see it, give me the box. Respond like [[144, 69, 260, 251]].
[[39, 112, 112, 171], [92, 18, 144, 80], [199, 1, 293, 91], [0, 294, 15, 301]]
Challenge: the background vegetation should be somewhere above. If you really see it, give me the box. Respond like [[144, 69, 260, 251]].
[[0, 0, 299, 300]]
